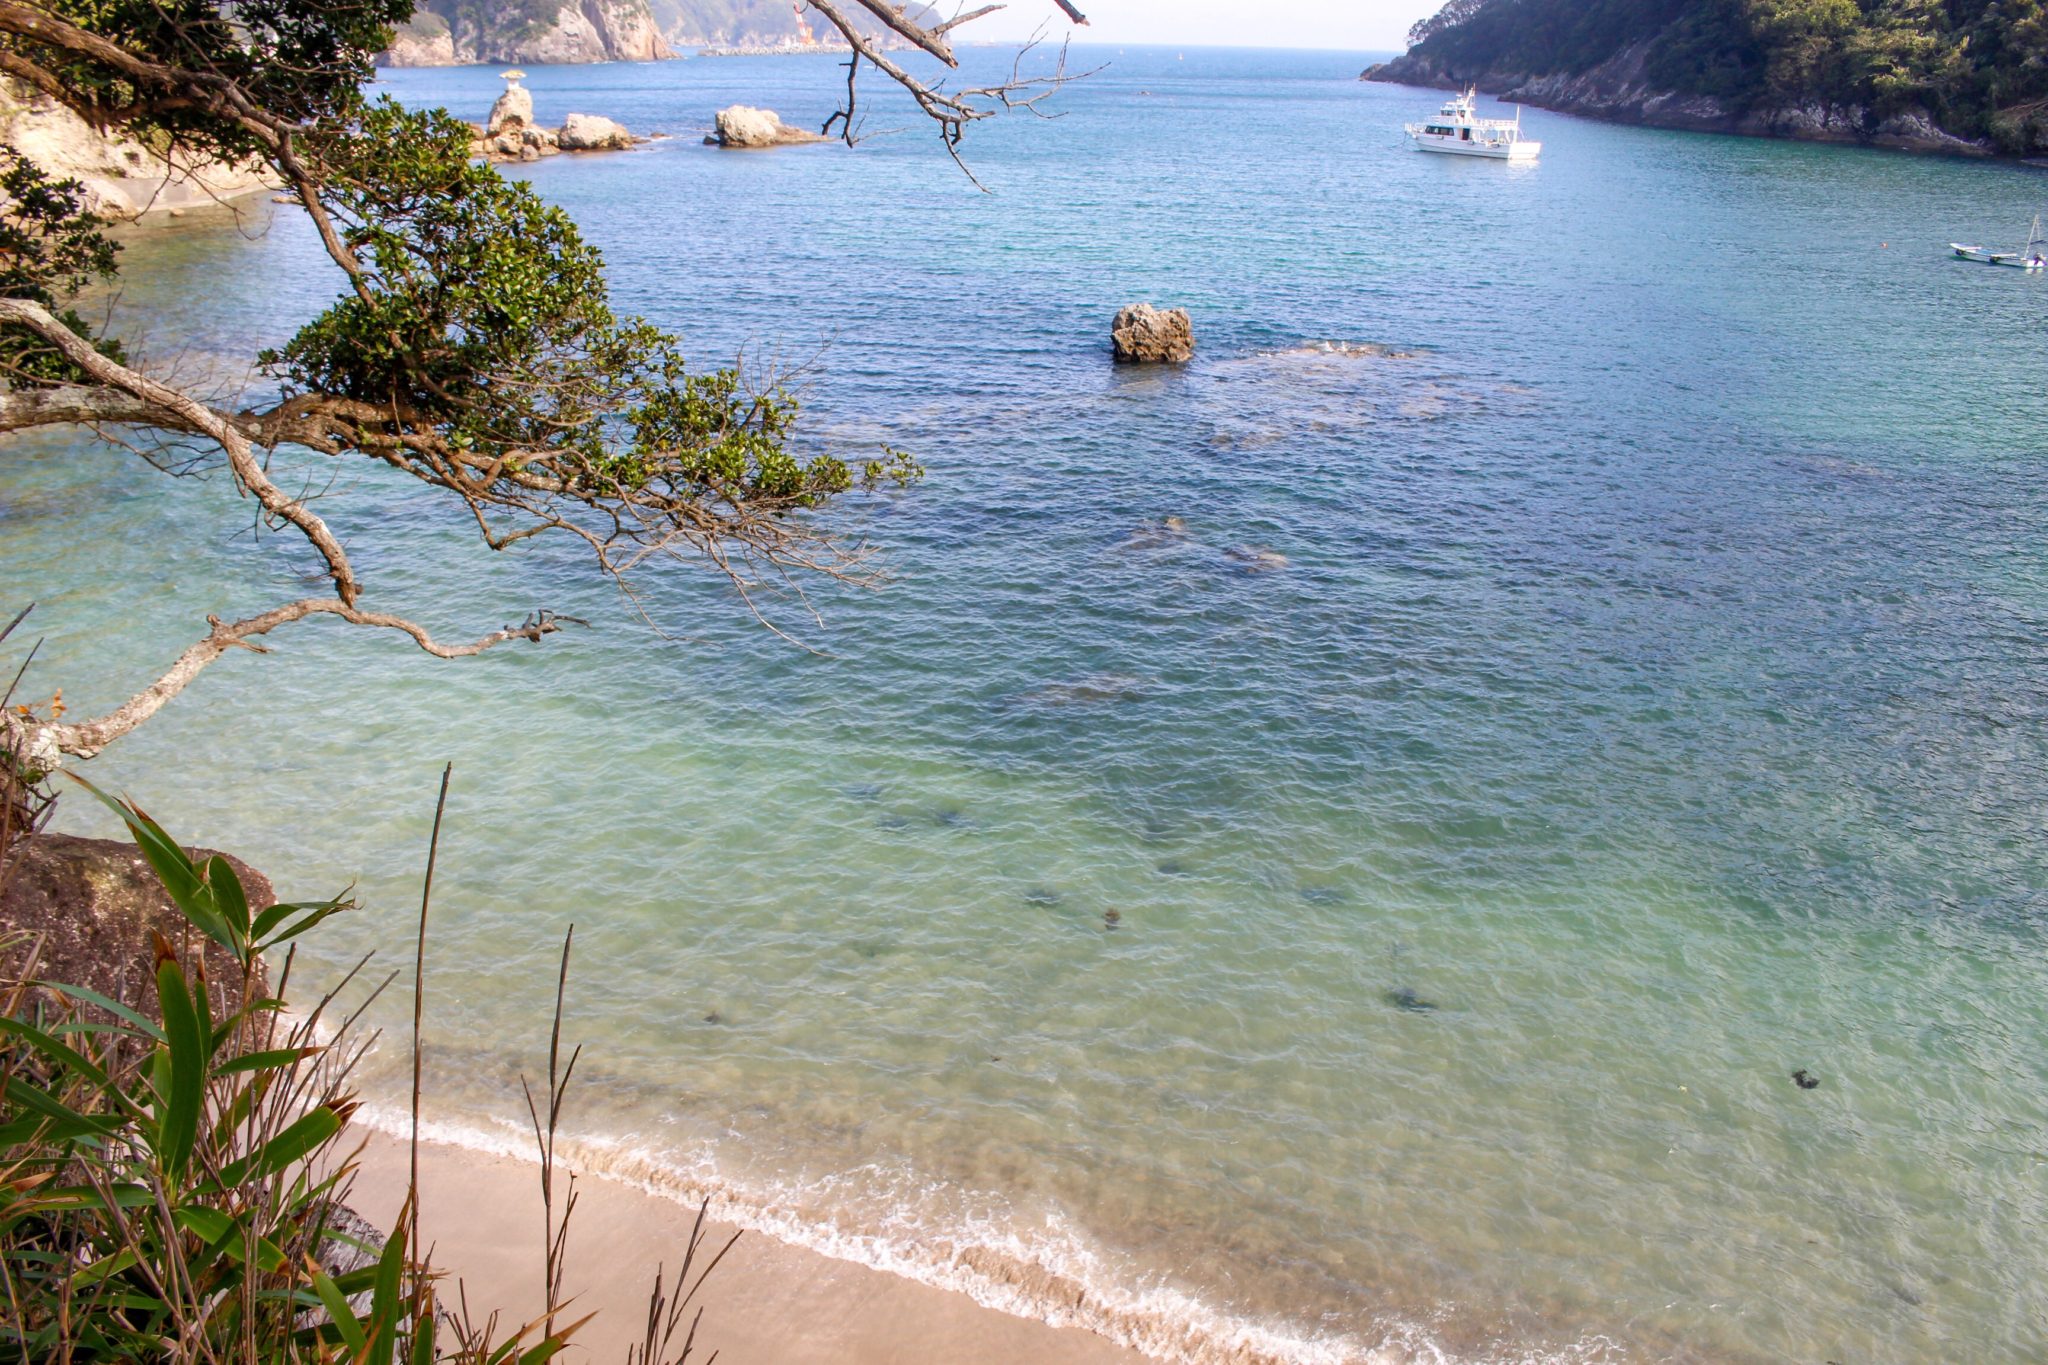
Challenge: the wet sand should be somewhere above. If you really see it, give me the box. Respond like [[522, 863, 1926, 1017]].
[[348, 1132, 1154, 1365]]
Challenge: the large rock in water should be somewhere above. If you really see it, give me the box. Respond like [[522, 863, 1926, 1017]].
[[711, 105, 827, 148], [1111, 304, 1195, 364], [486, 82, 533, 134], [557, 113, 635, 150]]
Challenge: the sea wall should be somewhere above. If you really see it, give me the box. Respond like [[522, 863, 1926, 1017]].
[[1364, 43, 1994, 157]]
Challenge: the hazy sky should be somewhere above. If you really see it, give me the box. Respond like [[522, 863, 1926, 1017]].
[[971, 0, 1442, 52]]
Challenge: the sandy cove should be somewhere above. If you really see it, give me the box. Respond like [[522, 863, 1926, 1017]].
[[347, 1132, 1154, 1365]]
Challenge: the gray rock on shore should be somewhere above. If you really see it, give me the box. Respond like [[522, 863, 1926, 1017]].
[[710, 105, 829, 148], [1111, 304, 1195, 364]]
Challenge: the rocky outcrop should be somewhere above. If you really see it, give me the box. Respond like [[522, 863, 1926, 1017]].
[[709, 106, 828, 148], [470, 85, 645, 162], [0, 79, 272, 219], [1111, 304, 1194, 364], [383, 15, 457, 66], [378, 1, 674, 66], [0, 832, 273, 1022], [487, 83, 535, 135], [557, 113, 635, 150], [1365, 40, 1995, 157]]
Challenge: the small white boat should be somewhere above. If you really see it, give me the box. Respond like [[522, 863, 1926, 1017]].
[[1405, 88, 1540, 161], [1950, 215, 2046, 270]]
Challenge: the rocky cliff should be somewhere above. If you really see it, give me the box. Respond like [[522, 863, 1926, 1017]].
[[379, 0, 673, 66], [0, 79, 272, 218], [1369, 0, 2048, 158], [1366, 40, 1991, 157]]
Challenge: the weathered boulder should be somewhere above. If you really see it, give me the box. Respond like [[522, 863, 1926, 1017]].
[[557, 113, 635, 150], [1111, 304, 1195, 364], [0, 832, 274, 1022], [486, 82, 533, 135], [710, 105, 828, 148]]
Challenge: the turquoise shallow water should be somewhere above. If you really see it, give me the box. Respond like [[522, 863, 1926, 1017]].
[[8, 45, 2048, 1363]]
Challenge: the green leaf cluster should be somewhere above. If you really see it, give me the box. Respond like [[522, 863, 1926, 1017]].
[[262, 98, 861, 511], [0, 150, 122, 382]]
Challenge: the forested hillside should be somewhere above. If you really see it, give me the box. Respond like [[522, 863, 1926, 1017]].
[[1379, 0, 2048, 154]]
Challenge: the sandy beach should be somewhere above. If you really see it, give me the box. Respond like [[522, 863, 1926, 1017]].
[[347, 1132, 1154, 1365]]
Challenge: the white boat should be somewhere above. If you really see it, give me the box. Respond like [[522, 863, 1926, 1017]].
[[1405, 88, 1540, 161], [1950, 215, 2046, 270]]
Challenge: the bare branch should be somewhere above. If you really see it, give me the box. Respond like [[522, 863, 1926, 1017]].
[[0, 299, 361, 605], [17, 598, 580, 759]]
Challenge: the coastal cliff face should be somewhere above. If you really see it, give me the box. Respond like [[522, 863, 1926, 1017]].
[[1368, 41, 1991, 156], [379, 0, 674, 66], [0, 78, 272, 217], [1370, 0, 2048, 158]]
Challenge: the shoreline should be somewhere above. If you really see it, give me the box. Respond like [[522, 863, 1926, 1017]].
[[1362, 66, 2007, 160], [347, 1129, 1154, 1365], [339, 1104, 1398, 1365]]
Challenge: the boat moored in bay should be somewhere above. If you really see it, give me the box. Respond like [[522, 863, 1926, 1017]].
[[1950, 214, 2045, 269], [1404, 88, 1540, 161]]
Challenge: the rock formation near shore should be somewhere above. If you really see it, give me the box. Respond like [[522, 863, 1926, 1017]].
[[0, 832, 273, 1021], [378, 1, 673, 67], [0, 78, 272, 219], [709, 106, 828, 148], [1111, 304, 1194, 364], [471, 78, 645, 161], [557, 113, 637, 150], [487, 81, 535, 135]]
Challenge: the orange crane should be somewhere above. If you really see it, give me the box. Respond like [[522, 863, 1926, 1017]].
[[791, 0, 814, 46]]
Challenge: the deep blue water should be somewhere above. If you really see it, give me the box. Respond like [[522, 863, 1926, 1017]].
[[9, 44, 2048, 1364]]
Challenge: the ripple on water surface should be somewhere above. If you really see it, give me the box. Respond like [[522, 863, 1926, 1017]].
[[13, 47, 2048, 1365]]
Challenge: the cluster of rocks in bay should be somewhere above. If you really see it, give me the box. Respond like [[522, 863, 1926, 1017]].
[[471, 78, 642, 162]]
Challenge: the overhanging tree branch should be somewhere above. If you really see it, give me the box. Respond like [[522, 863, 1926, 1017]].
[[0, 0, 1090, 764]]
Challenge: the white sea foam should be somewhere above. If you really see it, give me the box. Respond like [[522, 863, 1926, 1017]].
[[350, 1101, 1619, 1365]]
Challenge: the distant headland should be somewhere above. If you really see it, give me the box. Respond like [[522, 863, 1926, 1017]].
[[1367, 0, 2048, 159]]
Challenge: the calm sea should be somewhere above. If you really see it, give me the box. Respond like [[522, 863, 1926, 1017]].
[[11, 44, 2048, 1364]]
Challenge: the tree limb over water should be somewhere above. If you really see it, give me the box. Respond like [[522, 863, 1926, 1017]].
[[0, 0, 1086, 760]]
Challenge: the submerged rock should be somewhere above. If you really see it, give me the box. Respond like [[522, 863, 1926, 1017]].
[[1010, 674, 1152, 707], [1116, 515, 1192, 551], [710, 105, 828, 148], [1224, 546, 1288, 572], [1111, 303, 1195, 364]]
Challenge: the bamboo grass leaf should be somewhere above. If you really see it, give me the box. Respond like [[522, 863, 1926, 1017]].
[[214, 1104, 343, 1188], [20, 982, 166, 1039], [154, 958, 205, 1180], [203, 854, 251, 938], [310, 1262, 370, 1356], [212, 1046, 322, 1078]]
